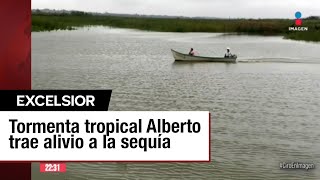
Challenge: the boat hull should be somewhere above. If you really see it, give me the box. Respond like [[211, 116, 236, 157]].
[[171, 49, 237, 63]]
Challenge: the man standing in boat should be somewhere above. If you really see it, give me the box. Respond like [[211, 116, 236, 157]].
[[225, 47, 233, 58], [189, 48, 195, 56]]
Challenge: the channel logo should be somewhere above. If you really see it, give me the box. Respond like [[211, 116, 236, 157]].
[[295, 11, 302, 26], [289, 11, 308, 31]]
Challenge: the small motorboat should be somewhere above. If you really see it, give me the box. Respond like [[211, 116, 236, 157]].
[[171, 49, 237, 63]]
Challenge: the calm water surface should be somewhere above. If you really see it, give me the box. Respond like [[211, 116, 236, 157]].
[[32, 27, 320, 180]]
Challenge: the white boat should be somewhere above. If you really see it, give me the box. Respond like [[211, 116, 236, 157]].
[[171, 49, 237, 63]]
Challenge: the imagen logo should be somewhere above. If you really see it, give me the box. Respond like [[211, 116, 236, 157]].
[[295, 11, 302, 26], [289, 11, 308, 31]]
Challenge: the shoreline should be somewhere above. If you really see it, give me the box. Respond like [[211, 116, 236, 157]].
[[32, 14, 320, 42]]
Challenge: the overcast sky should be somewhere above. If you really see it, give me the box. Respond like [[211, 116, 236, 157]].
[[32, 0, 320, 18]]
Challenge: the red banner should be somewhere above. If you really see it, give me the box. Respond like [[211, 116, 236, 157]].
[[0, 0, 31, 179], [0, 0, 31, 90]]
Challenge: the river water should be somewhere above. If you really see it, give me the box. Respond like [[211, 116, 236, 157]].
[[32, 27, 320, 180]]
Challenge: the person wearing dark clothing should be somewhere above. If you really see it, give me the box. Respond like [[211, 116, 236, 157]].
[[189, 48, 195, 56]]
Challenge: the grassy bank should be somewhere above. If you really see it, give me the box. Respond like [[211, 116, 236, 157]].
[[32, 13, 320, 42]]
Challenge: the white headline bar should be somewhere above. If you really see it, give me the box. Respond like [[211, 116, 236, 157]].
[[0, 111, 210, 162]]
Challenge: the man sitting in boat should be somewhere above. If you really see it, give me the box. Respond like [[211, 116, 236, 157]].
[[224, 47, 233, 58], [189, 48, 195, 56]]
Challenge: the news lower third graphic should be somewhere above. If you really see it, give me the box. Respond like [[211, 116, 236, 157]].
[[40, 163, 67, 173], [0, 90, 112, 111], [289, 11, 308, 31], [0, 90, 210, 174]]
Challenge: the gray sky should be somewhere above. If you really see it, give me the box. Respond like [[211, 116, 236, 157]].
[[32, 0, 320, 18]]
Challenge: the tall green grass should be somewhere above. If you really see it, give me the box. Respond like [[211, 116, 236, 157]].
[[32, 13, 320, 42]]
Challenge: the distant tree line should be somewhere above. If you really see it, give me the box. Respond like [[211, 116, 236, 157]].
[[305, 16, 320, 20], [32, 9, 92, 16]]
